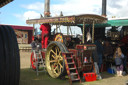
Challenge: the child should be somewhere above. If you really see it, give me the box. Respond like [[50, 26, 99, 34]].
[[113, 47, 124, 76]]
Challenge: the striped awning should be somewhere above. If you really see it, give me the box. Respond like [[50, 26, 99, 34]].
[[0, 0, 13, 8]]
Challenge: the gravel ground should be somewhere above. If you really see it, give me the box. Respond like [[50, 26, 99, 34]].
[[20, 52, 128, 85]]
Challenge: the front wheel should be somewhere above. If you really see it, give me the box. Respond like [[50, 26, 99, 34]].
[[45, 41, 68, 78]]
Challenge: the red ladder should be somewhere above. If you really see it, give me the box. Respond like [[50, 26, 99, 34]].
[[62, 53, 81, 85]]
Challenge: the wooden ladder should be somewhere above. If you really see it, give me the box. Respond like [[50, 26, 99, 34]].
[[62, 53, 81, 85]]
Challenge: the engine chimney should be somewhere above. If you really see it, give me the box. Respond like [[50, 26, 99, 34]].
[[44, 0, 50, 17], [102, 0, 107, 17]]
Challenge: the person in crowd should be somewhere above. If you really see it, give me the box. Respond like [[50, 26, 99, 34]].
[[31, 34, 42, 59], [103, 40, 113, 69], [103, 40, 113, 58], [31, 34, 42, 50], [92, 47, 102, 79], [118, 42, 128, 74], [113, 47, 124, 76], [40, 24, 51, 50], [94, 38, 103, 69]]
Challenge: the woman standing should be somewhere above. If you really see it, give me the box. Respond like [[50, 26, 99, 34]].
[[114, 47, 124, 76]]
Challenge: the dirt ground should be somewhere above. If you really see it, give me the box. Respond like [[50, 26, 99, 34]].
[[20, 52, 128, 85]]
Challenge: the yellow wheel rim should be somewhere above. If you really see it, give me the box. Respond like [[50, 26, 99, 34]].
[[46, 44, 64, 78]]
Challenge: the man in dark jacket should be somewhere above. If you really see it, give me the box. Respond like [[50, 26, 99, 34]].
[[94, 38, 103, 69], [92, 47, 102, 79]]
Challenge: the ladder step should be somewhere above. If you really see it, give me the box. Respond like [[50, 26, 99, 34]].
[[72, 55, 75, 58], [64, 52, 73, 55], [71, 78, 80, 81], [83, 64, 92, 66], [69, 67, 76, 70], [38, 58, 43, 59], [63, 52, 81, 84], [37, 70, 46, 72], [38, 62, 43, 63], [70, 73, 78, 75], [66, 57, 72, 59], [68, 62, 74, 65]]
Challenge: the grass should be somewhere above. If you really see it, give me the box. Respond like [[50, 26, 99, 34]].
[[19, 68, 112, 85], [20, 68, 128, 85], [20, 52, 128, 85], [20, 68, 78, 85]]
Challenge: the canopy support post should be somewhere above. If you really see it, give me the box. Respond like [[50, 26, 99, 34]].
[[56, 25, 58, 33], [83, 21, 85, 44], [67, 26, 69, 35], [69, 26, 72, 35], [92, 21, 95, 43], [59, 25, 61, 33], [33, 24, 35, 36]]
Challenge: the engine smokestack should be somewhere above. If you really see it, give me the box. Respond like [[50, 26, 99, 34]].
[[44, 0, 50, 17], [102, 0, 107, 17]]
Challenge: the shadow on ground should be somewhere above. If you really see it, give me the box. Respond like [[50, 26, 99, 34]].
[[20, 68, 80, 85], [20, 68, 128, 85]]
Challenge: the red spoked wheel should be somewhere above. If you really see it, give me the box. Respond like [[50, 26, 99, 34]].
[[30, 52, 37, 70]]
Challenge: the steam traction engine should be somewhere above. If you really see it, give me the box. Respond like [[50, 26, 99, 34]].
[[26, 14, 107, 84]]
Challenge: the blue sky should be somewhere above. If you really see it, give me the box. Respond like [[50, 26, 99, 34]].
[[0, 0, 64, 25], [0, 0, 128, 26]]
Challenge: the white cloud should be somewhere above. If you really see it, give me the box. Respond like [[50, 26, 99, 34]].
[[51, 0, 102, 16], [16, 0, 128, 22], [14, 11, 40, 21], [107, 0, 128, 18], [23, 11, 40, 19], [21, 2, 44, 12], [18, 0, 102, 19]]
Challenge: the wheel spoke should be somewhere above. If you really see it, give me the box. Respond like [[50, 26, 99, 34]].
[[51, 63, 56, 73], [50, 60, 57, 63], [59, 51, 61, 56], [51, 64, 55, 72], [56, 47, 60, 54], [53, 64, 58, 74], [51, 55, 56, 59], [58, 62, 63, 68], [59, 65, 62, 73], [56, 65, 60, 73], [50, 49, 56, 56], [56, 48, 57, 55], [57, 47, 60, 51], [54, 64, 58, 70], [59, 56, 63, 61]]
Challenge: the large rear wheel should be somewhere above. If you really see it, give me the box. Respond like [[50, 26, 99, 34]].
[[45, 41, 68, 78]]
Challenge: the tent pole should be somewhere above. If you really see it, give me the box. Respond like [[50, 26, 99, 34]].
[[83, 21, 85, 44], [33, 24, 35, 36], [92, 21, 95, 43]]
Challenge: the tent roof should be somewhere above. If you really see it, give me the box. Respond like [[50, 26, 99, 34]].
[[78, 19, 128, 28], [0, 0, 13, 8], [107, 19, 128, 26], [26, 14, 107, 26]]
